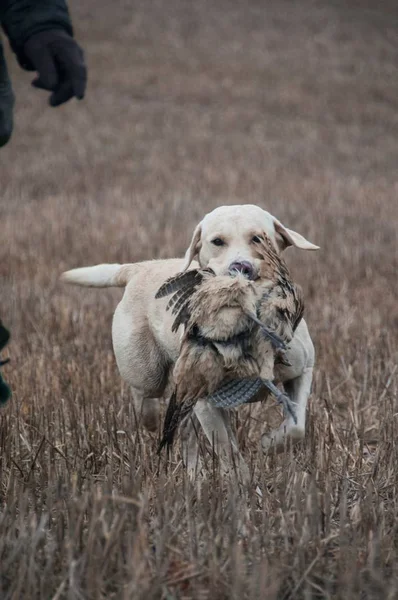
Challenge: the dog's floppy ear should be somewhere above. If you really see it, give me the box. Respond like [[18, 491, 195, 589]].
[[274, 220, 320, 251], [182, 223, 202, 271]]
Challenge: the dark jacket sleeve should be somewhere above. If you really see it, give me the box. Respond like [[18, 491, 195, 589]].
[[0, 0, 73, 69]]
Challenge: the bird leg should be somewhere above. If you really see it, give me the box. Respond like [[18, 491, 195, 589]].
[[261, 379, 297, 424], [248, 314, 287, 351]]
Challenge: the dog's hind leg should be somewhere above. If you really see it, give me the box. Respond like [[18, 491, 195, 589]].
[[131, 388, 160, 433]]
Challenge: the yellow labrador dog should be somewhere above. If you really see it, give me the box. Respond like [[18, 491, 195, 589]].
[[62, 205, 319, 478]]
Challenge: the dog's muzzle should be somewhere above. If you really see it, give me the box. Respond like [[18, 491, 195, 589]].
[[228, 260, 256, 280]]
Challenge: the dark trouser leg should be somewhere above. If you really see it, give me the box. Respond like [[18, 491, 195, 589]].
[[0, 40, 15, 148], [0, 322, 11, 404]]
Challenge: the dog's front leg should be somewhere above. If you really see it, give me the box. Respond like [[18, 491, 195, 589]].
[[179, 412, 203, 478], [192, 400, 250, 485], [261, 365, 313, 453]]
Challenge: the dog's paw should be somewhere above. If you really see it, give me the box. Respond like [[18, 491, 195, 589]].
[[261, 423, 305, 454]]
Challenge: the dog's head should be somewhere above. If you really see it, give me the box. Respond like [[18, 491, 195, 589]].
[[182, 204, 319, 279]]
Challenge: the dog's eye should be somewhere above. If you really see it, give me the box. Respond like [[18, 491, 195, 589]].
[[211, 238, 225, 247], [252, 235, 263, 244]]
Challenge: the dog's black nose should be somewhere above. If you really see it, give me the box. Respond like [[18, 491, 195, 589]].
[[229, 260, 256, 280]]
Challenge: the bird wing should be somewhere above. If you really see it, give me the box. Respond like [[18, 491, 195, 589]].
[[252, 235, 305, 345], [170, 287, 198, 332], [290, 283, 304, 332], [155, 269, 204, 299], [258, 281, 304, 345], [156, 269, 217, 332]]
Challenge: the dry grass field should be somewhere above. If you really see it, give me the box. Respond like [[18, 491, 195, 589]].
[[1, 0, 398, 597]]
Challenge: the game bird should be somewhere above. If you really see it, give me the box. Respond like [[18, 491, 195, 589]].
[[156, 234, 304, 451]]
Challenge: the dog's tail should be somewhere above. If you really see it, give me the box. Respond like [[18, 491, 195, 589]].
[[61, 264, 137, 288]]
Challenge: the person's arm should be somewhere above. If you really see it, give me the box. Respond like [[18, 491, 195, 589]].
[[1, 0, 73, 68], [1, 0, 86, 106]]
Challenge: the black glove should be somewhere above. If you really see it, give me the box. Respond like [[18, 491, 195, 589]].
[[24, 29, 87, 107]]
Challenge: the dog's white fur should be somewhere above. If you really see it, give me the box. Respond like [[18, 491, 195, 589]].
[[62, 205, 319, 479]]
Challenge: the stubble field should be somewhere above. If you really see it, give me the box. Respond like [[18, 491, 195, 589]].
[[1, 1, 398, 598]]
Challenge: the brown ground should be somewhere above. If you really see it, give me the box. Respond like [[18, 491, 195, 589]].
[[1, 0, 398, 598]]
